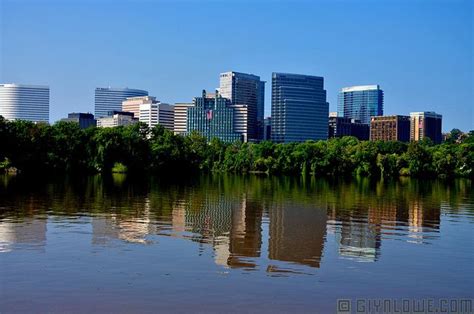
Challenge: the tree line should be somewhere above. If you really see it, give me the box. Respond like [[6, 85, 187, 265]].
[[0, 116, 473, 179]]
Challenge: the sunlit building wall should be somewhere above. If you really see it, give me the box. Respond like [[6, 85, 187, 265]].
[[173, 103, 194, 135], [271, 73, 328, 143], [0, 84, 49, 123], [337, 85, 383, 125], [95, 87, 148, 118], [219, 71, 265, 142], [139, 102, 174, 130], [410, 111, 443, 144], [122, 96, 157, 118]]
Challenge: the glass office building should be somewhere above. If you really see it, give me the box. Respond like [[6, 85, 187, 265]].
[[95, 87, 148, 118], [271, 73, 328, 143], [219, 71, 265, 142], [337, 85, 383, 125], [0, 84, 49, 123], [187, 90, 242, 143]]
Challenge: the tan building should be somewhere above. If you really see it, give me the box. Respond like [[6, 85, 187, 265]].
[[122, 96, 157, 118], [173, 103, 194, 135], [410, 111, 442, 144], [370, 115, 410, 142]]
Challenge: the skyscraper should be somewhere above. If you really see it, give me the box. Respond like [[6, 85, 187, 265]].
[[271, 73, 328, 143], [410, 111, 442, 144], [338, 85, 384, 125], [0, 84, 49, 123], [219, 71, 265, 142], [95, 87, 148, 118], [187, 90, 242, 143]]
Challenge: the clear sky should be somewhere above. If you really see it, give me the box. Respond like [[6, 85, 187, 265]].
[[1, 0, 473, 131]]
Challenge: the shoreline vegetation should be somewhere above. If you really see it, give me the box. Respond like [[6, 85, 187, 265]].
[[0, 117, 472, 179]]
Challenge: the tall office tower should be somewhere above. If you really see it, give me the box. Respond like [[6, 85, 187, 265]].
[[219, 71, 265, 142], [122, 96, 157, 118], [173, 103, 194, 135], [271, 73, 328, 143], [139, 102, 174, 130], [370, 115, 410, 142], [187, 90, 242, 143], [61, 113, 96, 129], [410, 111, 442, 144], [0, 84, 49, 123], [94, 87, 148, 118], [96, 111, 137, 128], [338, 85, 384, 125]]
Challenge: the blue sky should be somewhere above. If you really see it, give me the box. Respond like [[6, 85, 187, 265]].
[[1, 0, 472, 131]]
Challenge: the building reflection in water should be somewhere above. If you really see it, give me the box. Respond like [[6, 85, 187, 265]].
[[0, 218, 47, 253], [268, 203, 327, 269], [1, 175, 448, 273]]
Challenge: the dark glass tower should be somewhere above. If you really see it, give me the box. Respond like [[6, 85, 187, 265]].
[[271, 73, 328, 143]]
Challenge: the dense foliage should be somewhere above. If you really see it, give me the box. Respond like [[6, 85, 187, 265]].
[[1, 116, 473, 178]]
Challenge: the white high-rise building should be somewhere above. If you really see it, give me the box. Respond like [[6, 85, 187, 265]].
[[230, 105, 248, 143], [139, 103, 174, 130], [173, 103, 194, 135], [0, 84, 49, 123]]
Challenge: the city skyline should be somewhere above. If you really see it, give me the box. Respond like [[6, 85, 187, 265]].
[[1, 0, 472, 132]]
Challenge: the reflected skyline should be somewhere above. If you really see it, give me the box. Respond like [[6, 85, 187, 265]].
[[0, 174, 469, 273]]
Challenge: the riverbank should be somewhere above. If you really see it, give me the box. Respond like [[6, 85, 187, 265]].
[[1, 118, 473, 179]]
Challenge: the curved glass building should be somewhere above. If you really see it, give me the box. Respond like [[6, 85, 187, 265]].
[[337, 85, 383, 125], [0, 84, 50, 123], [94, 87, 148, 118]]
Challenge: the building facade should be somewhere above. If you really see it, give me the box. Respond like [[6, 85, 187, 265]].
[[230, 105, 248, 142], [328, 116, 370, 140], [410, 111, 442, 144], [0, 84, 49, 123], [370, 115, 410, 142], [271, 73, 328, 143], [173, 103, 194, 135], [263, 117, 271, 141], [338, 85, 383, 125], [61, 113, 96, 129], [139, 103, 174, 130], [187, 90, 242, 142], [122, 96, 157, 118], [219, 71, 265, 142], [95, 87, 148, 118], [96, 111, 137, 128]]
